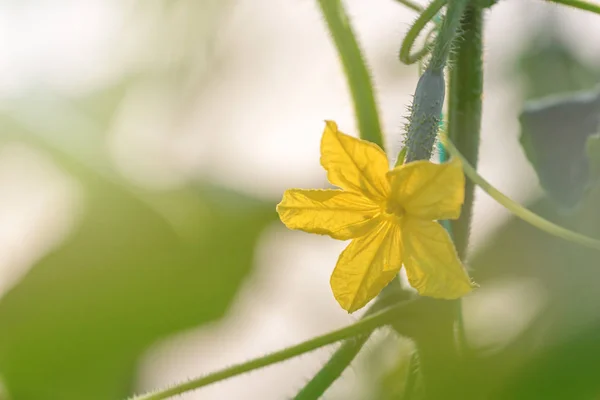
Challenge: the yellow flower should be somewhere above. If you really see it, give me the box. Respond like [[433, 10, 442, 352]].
[[277, 121, 474, 313]]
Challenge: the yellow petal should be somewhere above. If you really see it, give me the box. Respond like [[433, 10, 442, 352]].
[[402, 218, 473, 299], [387, 158, 465, 220], [330, 222, 402, 312], [321, 121, 390, 201], [277, 189, 381, 240]]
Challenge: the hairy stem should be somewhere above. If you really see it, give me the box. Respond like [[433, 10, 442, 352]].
[[413, 311, 461, 399], [399, 0, 446, 65], [129, 300, 416, 400], [294, 281, 408, 400], [401, 351, 421, 399], [446, 2, 484, 374], [294, 336, 369, 400], [401, 2, 471, 399], [317, 0, 384, 148], [447, 5, 483, 262], [429, 0, 469, 72]]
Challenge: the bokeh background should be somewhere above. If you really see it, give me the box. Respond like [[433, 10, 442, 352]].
[[0, 0, 599, 399]]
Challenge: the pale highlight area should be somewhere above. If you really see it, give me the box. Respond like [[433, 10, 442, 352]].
[[0, 1, 125, 96], [108, 82, 207, 190], [463, 278, 547, 350], [0, 144, 82, 298], [188, 0, 415, 199]]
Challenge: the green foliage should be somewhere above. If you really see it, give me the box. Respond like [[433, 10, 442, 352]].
[[519, 87, 600, 208], [0, 100, 275, 399], [517, 28, 600, 209], [496, 318, 600, 399]]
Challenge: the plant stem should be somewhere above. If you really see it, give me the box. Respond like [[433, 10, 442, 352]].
[[429, 0, 469, 72], [129, 300, 416, 400], [401, 351, 420, 399], [294, 281, 408, 400], [294, 335, 369, 400], [400, 2, 470, 399], [399, 0, 447, 65], [412, 310, 462, 399], [446, 2, 484, 371], [317, 0, 384, 148], [447, 5, 483, 263], [394, 0, 425, 13], [547, 0, 600, 14]]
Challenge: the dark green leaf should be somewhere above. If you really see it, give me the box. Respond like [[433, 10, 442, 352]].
[[515, 35, 600, 100], [519, 87, 600, 208]]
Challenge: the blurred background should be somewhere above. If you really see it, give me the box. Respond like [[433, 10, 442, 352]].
[[0, 0, 600, 399]]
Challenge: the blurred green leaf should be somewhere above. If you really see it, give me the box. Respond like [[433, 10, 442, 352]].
[[519, 87, 600, 208], [514, 23, 600, 209], [516, 35, 600, 100], [495, 318, 600, 400], [0, 106, 275, 399]]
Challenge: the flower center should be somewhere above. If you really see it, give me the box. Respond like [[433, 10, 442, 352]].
[[383, 200, 405, 221]]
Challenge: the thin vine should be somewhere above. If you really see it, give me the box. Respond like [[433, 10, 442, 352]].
[[129, 301, 416, 400]]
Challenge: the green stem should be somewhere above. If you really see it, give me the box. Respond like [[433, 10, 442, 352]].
[[401, 3, 470, 399], [399, 0, 446, 65], [294, 335, 369, 400], [294, 281, 408, 400], [394, 0, 425, 13], [412, 25, 439, 67], [317, 0, 384, 148], [547, 0, 600, 14], [446, 2, 484, 365], [129, 301, 416, 400], [429, 0, 469, 72], [401, 352, 420, 399], [447, 6, 483, 263], [413, 315, 461, 399]]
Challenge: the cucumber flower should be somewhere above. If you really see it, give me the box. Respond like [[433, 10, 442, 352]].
[[277, 121, 474, 312]]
